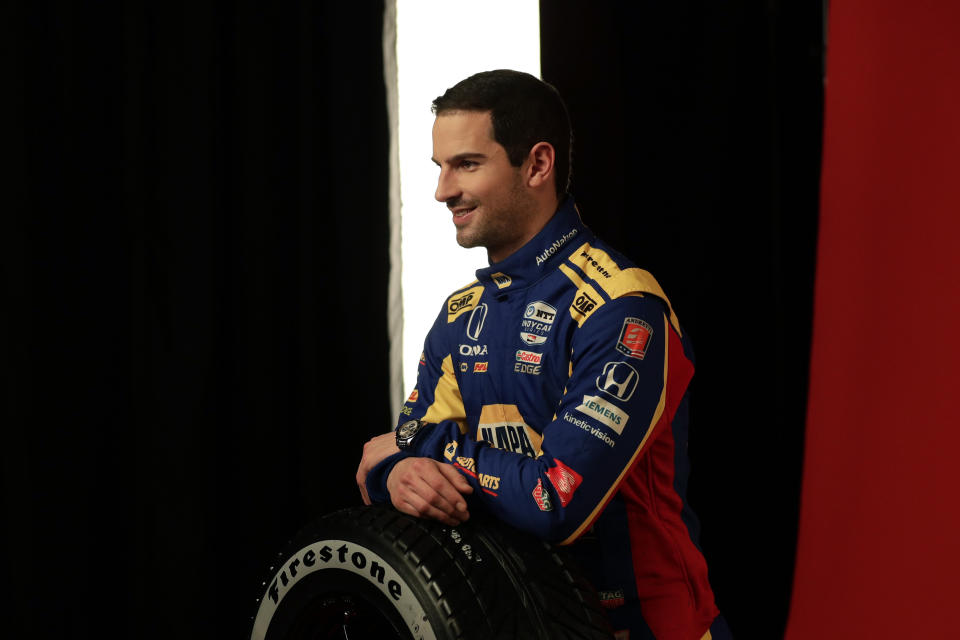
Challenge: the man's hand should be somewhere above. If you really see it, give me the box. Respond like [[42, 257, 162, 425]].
[[387, 457, 473, 526], [356, 431, 401, 505]]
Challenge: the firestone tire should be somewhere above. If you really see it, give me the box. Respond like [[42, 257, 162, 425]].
[[250, 504, 614, 640]]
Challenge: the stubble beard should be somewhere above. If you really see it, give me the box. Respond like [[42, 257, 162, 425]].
[[455, 177, 536, 259]]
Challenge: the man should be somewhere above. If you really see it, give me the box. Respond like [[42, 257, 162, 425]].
[[357, 70, 729, 640]]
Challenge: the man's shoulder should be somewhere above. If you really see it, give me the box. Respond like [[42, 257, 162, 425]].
[[561, 239, 663, 301], [558, 239, 683, 336]]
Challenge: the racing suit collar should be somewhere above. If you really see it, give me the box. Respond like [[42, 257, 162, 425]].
[[475, 196, 590, 294]]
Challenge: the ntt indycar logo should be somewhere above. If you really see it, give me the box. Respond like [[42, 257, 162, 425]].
[[521, 300, 556, 346]]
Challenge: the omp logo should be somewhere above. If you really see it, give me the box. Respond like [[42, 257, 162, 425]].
[[524, 301, 557, 324], [576, 395, 630, 435], [515, 350, 543, 365], [448, 293, 474, 314], [545, 459, 583, 507], [473, 362, 488, 373], [596, 362, 639, 401], [459, 344, 488, 357], [491, 272, 512, 289], [572, 291, 598, 316], [447, 285, 484, 322], [579, 250, 614, 279], [466, 303, 487, 341]]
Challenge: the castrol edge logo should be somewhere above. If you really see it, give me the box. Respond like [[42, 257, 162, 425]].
[[515, 350, 543, 364]]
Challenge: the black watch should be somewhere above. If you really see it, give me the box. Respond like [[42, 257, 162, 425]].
[[396, 419, 428, 450]]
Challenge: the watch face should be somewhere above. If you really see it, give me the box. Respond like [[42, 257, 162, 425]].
[[398, 419, 420, 440]]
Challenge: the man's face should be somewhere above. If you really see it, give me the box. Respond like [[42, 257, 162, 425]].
[[432, 111, 537, 262]]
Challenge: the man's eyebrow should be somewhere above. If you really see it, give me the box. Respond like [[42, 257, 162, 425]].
[[431, 152, 487, 166]]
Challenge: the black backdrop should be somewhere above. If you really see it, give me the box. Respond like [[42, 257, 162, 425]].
[[2, 2, 821, 638]]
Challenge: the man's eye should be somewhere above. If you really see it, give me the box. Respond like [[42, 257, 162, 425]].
[[460, 160, 477, 169]]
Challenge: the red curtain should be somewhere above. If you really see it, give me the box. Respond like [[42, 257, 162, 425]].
[[785, 1, 960, 637]]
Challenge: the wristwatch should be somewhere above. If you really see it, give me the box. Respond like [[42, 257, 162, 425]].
[[396, 419, 429, 450]]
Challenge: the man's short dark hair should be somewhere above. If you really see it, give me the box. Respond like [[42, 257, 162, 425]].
[[432, 69, 573, 198]]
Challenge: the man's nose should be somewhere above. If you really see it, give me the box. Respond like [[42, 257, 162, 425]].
[[435, 168, 459, 203]]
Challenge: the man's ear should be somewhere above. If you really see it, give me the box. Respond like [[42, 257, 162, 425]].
[[524, 141, 556, 190]]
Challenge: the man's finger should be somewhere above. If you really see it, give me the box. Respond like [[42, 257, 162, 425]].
[[414, 459, 471, 514], [437, 462, 474, 497]]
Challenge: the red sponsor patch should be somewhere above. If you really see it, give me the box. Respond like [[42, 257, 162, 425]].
[[406, 389, 419, 403], [598, 589, 626, 610], [545, 459, 583, 507], [616, 317, 653, 360], [532, 479, 553, 512], [515, 350, 543, 364], [419, 352, 426, 366], [474, 362, 488, 373]]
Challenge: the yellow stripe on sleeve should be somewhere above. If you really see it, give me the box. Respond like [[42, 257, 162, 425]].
[[422, 354, 468, 434]]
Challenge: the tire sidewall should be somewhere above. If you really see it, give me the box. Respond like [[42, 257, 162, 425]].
[[251, 528, 438, 640]]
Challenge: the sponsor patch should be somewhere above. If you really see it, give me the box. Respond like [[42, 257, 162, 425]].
[[477, 405, 542, 458], [443, 441, 458, 461], [524, 301, 557, 324], [596, 361, 639, 401], [446, 285, 484, 322], [491, 272, 512, 289], [459, 344, 488, 357], [535, 228, 579, 266], [406, 389, 419, 403], [579, 249, 615, 279], [473, 362, 488, 373], [571, 290, 598, 317], [520, 300, 556, 346], [466, 303, 487, 340], [545, 459, 583, 507], [598, 589, 626, 610], [459, 363, 468, 373], [576, 395, 629, 435], [514, 362, 541, 375], [515, 350, 543, 365], [455, 456, 477, 474], [532, 479, 553, 511], [419, 352, 426, 366], [616, 317, 653, 360], [563, 411, 615, 447], [478, 473, 500, 495]]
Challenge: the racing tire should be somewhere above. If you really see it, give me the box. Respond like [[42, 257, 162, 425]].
[[250, 503, 614, 640]]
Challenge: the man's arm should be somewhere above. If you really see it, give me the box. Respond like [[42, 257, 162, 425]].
[[357, 431, 473, 525], [378, 294, 692, 544]]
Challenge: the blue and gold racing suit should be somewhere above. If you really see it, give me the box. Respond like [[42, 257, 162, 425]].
[[367, 198, 725, 639]]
